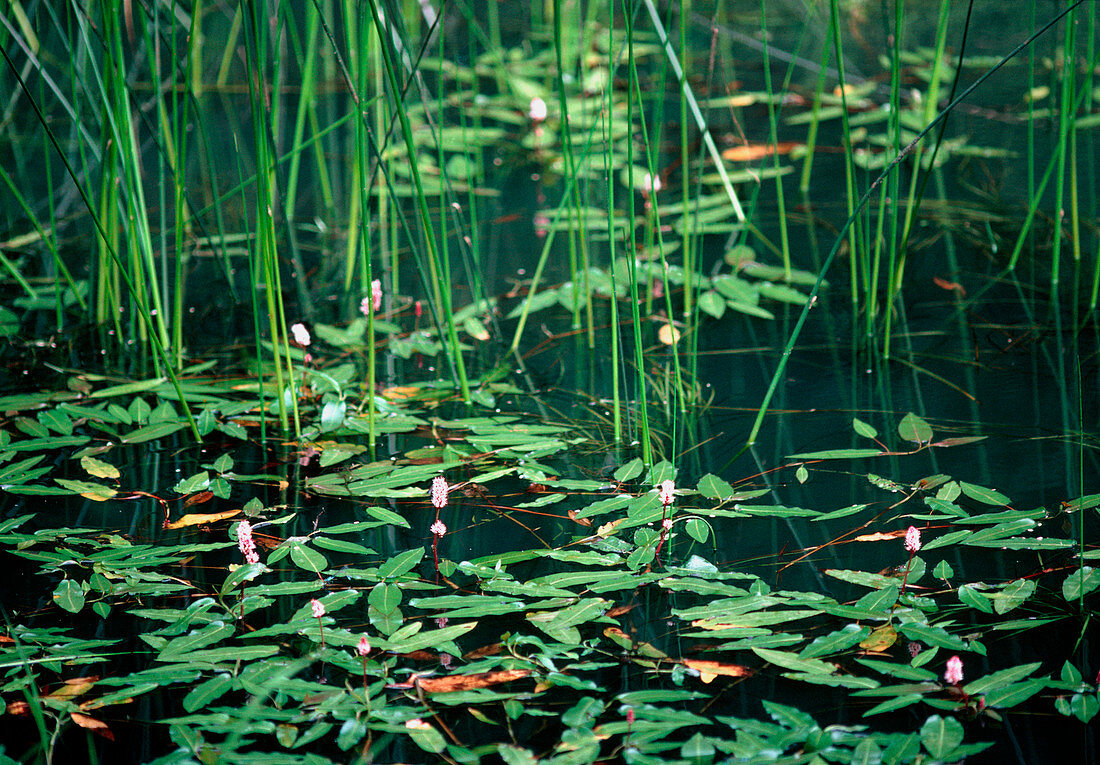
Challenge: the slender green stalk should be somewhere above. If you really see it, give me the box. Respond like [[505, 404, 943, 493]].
[[759, 1, 791, 279], [624, 0, 652, 466], [0, 37, 200, 440], [745, 0, 1085, 450], [364, 0, 470, 401]]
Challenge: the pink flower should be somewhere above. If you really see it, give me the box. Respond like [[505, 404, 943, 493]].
[[642, 172, 662, 195], [310, 599, 325, 619], [290, 322, 311, 347], [431, 476, 449, 509], [658, 479, 675, 507], [528, 97, 548, 122], [237, 520, 260, 565], [371, 279, 382, 312], [662, 517, 673, 531], [904, 525, 921, 553], [357, 635, 371, 657], [430, 519, 447, 537], [414, 300, 422, 318], [944, 655, 963, 685], [626, 707, 635, 724]]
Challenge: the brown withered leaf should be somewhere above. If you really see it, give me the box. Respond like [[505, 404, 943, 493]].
[[47, 677, 97, 701], [605, 604, 635, 619], [567, 509, 592, 527], [70, 712, 114, 741], [413, 669, 531, 694], [852, 530, 905, 543], [164, 508, 240, 529], [463, 643, 503, 660], [181, 491, 214, 509], [681, 659, 753, 683]]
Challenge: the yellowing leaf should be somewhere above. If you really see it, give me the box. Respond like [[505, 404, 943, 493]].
[[681, 659, 753, 679], [165, 509, 241, 529], [596, 519, 625, 538], [80, 455, 119, 480], [859, 624, 898, 652], [853, 530, 905, 543]]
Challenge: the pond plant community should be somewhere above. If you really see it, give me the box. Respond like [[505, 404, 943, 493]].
[[1, 0, 1099, 762]]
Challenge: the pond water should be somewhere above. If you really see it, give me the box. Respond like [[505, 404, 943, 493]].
[[1, 1, 1098, 763]]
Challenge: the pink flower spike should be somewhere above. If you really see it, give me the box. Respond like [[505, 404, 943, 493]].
[[414, 300, 423, 318], [430, 520, 447, 537], [642, 172, 662, 195], [237, 521, 259, 565], [626, 707, 635, 724], [310, 599, 325, 619], [357, 635, 371, 657], [658, 480, 675, 507], [290, 322, 311, 347], [371, 279, 382, 312], [528, 97, 548, 122], [662, 517, 673, 531], [431, 476, 449, 509], [904, 525, 921, 553], [944, 655, 963, 685]]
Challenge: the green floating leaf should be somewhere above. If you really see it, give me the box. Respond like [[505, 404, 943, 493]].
[[920, 715, 963, 760], [613, 458, 644, 483], [786, 449, 885, 460], [964, 663, 1042, 696], [958, 482, 1011, 506], [991, 578, 1035, 614], [289, 541, 329, 574], [696, 473, 734, 500], [182, 673, 234, 713], [1062, 567, 1100, 601], [853, 418, 878, 439], [898, 413, 933, 444], [159, 621, 235, 660], [121, 421, 187, 444], [378, 547, 425, 579], [53, 579, 85, 613]]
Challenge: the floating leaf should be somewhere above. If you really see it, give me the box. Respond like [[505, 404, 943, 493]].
[[787, 449, 885, 460], [414, 669, 531, 694], [80, 455, 119, 480], [681, 659, 753, 682], [859, 625, 898, 652], [958, 482, 1011, 506], [853, 418, 878, 439], [53, 579, 85, 613], [165, 509, 240, 529], [1062, 567, 1100, 601], [54, 478, 117, 501], [897, 413, 933, 445], [920, 715, 963, 760]]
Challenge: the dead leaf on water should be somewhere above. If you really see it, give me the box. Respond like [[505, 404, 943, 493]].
[[721, 142, 801, 162], [852, 530, 905, 543], [414, 669, 531, 694], [70, 712, 114, 741], [860, 624, 898, 652], [681, 658, 753, 683], [165, 509, 241, 529]]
